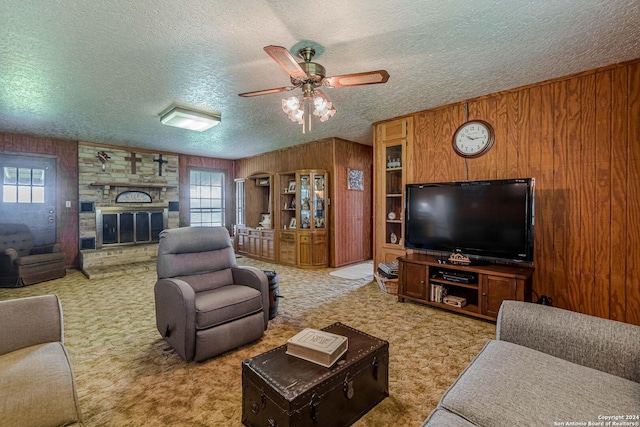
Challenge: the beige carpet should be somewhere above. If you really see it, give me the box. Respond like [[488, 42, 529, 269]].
[[0, 258, 495, 426]]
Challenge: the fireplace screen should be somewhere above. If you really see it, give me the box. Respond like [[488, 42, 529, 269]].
[[97, 208, 167, 247]]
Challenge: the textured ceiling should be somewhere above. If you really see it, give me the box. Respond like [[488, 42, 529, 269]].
[[1, 0, 639, 159]]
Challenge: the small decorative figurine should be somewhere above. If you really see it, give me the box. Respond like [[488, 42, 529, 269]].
[[302, 197, 310, 210], [96, 151, 111, 171]]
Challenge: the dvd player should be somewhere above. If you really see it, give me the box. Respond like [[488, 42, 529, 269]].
[[438, 269, 477, 284], [442, 274, 473, 283]]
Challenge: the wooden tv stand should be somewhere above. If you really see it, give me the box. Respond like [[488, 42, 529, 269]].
[[397, 254, 533, 321]]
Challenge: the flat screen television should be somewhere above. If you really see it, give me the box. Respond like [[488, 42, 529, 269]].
[[404, 178, 535, 265]]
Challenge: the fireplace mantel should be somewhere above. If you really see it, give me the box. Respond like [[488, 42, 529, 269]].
[[91, 182, 177, 197], [90, 182, 177, 189]]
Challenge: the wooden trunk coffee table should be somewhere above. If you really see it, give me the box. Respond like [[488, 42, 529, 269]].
[[242, 322, 389, 427]]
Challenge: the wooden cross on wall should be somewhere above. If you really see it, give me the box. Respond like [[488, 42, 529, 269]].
[[125, 152, 142, 174], [153, 154, 168, 176]]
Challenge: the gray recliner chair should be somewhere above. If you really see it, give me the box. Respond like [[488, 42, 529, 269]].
[[154, 226, 269, 362]]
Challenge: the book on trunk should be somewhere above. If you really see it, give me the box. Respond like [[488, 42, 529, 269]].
[[286, 328, 348, 368]]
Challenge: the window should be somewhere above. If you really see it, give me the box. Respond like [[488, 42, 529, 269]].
[[189, 169, 225, 226], [235, 179, 245, 226], [2, 167, 45, 203]]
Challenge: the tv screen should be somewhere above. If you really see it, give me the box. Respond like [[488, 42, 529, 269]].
[[405, 178, 534, 264]]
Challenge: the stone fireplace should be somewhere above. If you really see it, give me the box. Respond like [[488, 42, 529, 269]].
[[77, 143, 180, 278]]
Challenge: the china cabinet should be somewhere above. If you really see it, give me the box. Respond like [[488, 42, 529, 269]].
[[278, 170, 328, 267]]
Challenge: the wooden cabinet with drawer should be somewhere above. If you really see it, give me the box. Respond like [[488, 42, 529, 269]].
[[236, 226, 276, 262], [297, 231, 327, 268], [398, 253, 533, 321], [278, 231, 296, 266], [260, 230, 275, 260], [237, 227, 248, 254]]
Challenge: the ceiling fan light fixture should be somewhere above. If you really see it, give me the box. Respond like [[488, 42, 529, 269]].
[[291, 110, 304, 124], [317, 106, 336, 122], [160, 106, 221, 132], [281, 92, 336, 131], [282, 96, 304, 124], [313, 96, 327, 111], [313, 96, 335, 121], [282, 96, 300, 114]]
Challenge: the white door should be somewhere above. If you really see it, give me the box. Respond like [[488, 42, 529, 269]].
[[0, 154, 57, 245]]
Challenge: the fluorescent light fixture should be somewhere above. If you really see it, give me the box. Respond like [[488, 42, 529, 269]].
[[160, 106, 221, 131]]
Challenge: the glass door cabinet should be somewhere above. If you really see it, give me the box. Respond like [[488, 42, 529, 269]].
[[278, 170, 328, 267]]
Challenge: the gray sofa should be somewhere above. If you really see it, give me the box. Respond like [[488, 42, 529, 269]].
[[423, 301, 640, 427], [0, 223, 66, 287], [0, 294, 83, 426]]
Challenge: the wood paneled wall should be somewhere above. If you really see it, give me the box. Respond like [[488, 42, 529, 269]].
[[1, 132, 79, 267], [235, 137, 373, 267], [179, 154, 235, 229], [235, 138, 336, 175], [389, 59, 640, 325], [332, 139, 373, 266]]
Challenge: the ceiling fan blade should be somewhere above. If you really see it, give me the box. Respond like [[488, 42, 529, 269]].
[[238, 86, 296, 97], [323, 70, 390, 88], [263, 45, 308, 79]]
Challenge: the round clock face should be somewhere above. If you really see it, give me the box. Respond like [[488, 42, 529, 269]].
[[452, 120, 495, 158]]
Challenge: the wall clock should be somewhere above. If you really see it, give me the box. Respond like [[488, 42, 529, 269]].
[[452, 120, 495, 158]]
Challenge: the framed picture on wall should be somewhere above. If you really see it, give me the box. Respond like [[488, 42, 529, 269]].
[[288, 181, 296, 193], [347, 168, 364, 191]]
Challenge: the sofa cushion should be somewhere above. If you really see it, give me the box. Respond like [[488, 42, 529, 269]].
[[422, 408, 477, 426], [439, 340, 640, 427], [195, 285, 263, 329], [497, 300, 640, 382], [156, 227, 236, 280], [0, 224, 33, 258], [0, 342, 82, 427], [14, 251, 65, 266], [177, 269, 234, 293]]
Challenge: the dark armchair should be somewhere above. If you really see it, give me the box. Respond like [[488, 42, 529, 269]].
[[154, 226, 269, 362], [0, 223, 66, 288]]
